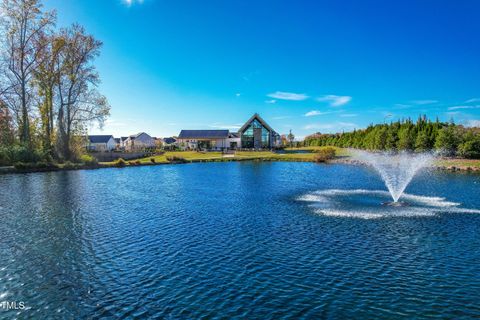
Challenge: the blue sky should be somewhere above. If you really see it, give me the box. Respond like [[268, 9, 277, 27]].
[[44, 0, 480, 138]]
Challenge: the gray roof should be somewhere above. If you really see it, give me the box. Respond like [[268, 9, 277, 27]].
[[178, 130, 229, 139], [88, 135, 114, 143], [238, 113, 276, 134], [163, 137, 177, 144], [129, 132, 151, 139]]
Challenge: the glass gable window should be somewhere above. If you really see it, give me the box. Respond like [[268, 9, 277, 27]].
[[241, 119, 270, 148]]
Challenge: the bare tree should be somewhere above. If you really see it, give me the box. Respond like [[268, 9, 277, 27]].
[[56, 24, 110, 160], [0, 0, 55, 145]]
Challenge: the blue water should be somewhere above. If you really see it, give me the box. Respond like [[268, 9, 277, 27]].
[[0, 162, 480, 319]]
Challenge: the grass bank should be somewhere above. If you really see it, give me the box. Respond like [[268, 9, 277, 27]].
[[2, 147, 479, 174]]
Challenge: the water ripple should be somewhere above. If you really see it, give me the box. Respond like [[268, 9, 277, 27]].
[[0, 163, 479, 318]]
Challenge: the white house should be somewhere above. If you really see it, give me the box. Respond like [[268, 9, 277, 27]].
[[86, 135, 116, 151], [124, 132, 156, 151]]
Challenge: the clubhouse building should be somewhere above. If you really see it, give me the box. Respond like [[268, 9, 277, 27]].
[[178, 113, 281, 150]]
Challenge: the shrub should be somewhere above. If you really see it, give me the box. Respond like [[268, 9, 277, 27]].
[[0, 145, 44, 165], [150, 158, 156, 163], [0, 147, 9, 166], [114, 158, 127, 167], [314, 147, 336, 163], [135, 160, 141, 165], [128, 161, 136, 166], [14, 162, 34, 170], [14, 161, 57, 170], [166, 155, 187, 163], [63, 161, 77, 169], [80, 154, 98, 166]]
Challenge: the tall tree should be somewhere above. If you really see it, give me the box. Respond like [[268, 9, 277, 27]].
[[55, 24, 109, 160], [33, 32, 63, 154], [287, 129, 295, 147], [0, 0, 55, 145]]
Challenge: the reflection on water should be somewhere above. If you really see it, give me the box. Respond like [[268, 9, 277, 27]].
[[0, 163, 480, 318]]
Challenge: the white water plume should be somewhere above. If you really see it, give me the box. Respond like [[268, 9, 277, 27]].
[[352, 150, 435, 202]]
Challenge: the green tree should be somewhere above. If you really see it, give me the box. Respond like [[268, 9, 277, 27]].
[[415, 130, 432, 151], [397, 126, 415, 151], [287, 130, 295, 147], [435, 125, 461, 156], [457, 131, 480, 159]]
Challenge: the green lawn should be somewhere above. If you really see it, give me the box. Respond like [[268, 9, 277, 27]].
[[100, 148, 480, 170], [434, 158, 480, 169], [100, 148, 346, 165], [285, 146, 352, 157]]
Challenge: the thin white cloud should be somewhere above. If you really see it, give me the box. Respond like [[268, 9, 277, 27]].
[[267, 91, 309, 101], [123, 0, 144, 6], [448, 105, 480, 110], [304, 110, 333, 117], [411, 99, 438, 105], [465, 119, 480, 128], [265, 99, 277, 104], [317, 95, 352, 107], [465, 98, 480, 103], [339, 113, 358, 117], [235, 93, 241, 97]]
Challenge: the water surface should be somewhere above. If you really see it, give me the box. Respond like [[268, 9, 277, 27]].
[[0, 162, 479, 319]]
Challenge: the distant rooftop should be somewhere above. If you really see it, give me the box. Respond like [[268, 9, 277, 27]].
[[178, 130, 229, 139], [87, 135, 114, 143], [163, 137, 177, 144]]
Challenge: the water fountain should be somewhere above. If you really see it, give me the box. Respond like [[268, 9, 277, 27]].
[[352, 150, 435, 203], [298, 150, 480, 219]]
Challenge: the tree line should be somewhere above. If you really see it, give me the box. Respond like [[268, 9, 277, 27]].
[[303, 116, 480, 159], [0, 0, 110, 165]]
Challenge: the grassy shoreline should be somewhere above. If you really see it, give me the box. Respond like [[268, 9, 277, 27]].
[[1, 147, 479, 174]]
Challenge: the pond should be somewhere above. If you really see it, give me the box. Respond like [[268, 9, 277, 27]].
[[1, 162, 479, 319]]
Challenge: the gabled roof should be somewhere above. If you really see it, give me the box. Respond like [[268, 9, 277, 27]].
[[238, 113, 275, 134], [88, 135, 114, 144], [114, 138, 120, 143], [228, 132, 239, 138], [128, 132, 152, 140], [120, 136, 128, 141], [178, 130, 229, 139], [163, 137, 177, 144]]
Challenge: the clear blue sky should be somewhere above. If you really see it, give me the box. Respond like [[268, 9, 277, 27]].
[[44, 0, 480, 138]]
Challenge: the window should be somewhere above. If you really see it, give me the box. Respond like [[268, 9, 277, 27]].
[[241, 119, 270, 148]]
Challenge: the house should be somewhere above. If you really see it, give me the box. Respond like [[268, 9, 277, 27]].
[[162, 137, 178, 150], [124, 132, 156, 151], [177, 113, 280, 150], [238, 113, 280, 149], [86, 135, 116, 151], [178, 130, 230, 150], [119, 137, 128, 149], [153, 137, 163, 149]]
